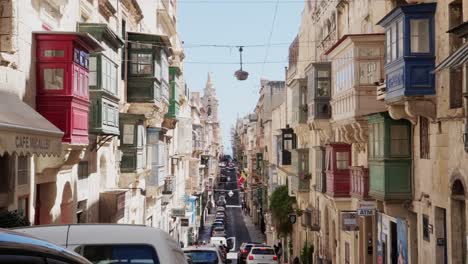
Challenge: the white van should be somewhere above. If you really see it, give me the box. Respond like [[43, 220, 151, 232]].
[[210, 236, 236, 250], [14, 224, 188, 264]]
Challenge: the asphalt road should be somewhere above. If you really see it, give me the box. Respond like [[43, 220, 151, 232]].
[[220, 167, 250, 251]]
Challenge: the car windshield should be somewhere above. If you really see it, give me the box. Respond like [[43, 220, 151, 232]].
[[184, 250, 218, 264], [77, 244, 159, 264], [251, 248, 275, 255], [214, 227, 224, 231]]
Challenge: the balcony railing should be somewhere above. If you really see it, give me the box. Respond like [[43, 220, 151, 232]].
[[350, 166, 369, 199]]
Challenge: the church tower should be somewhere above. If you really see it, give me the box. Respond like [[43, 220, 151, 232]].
[[202, 72, 219, 122]]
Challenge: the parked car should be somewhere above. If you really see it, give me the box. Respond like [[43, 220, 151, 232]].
[[183, 246, 224, 264], [246, 246, 278, 264], [0, 228, 91, 264], [211, 226, 226, 237], [216, 206, 226, 212], [211, 222, 224, 232], [216, 200, 226, 207], [238, 242, 264, 264], [14, 224, 188, 263]]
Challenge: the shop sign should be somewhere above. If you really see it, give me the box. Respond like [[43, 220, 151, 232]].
[[341, 212, 359, 231], [171, 208, 185, 217], [357, 208, 375, 216], [0, 131, 62, 155], [181, 218, 189, 227]]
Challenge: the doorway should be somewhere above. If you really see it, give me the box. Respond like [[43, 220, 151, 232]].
[[450, 179, 466, 264], [434, 207, 447, 264], [390, 221, 398, 264]]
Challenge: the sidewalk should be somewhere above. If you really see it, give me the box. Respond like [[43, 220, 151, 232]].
[[243, 212, 266, 243], [198, 213, 214, 243]]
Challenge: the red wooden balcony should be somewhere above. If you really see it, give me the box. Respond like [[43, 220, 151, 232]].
[[350, 166, 369, 199], [325, 143, 351, 198]]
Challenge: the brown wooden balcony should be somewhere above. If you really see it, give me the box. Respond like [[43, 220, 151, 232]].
[[350, 166, 369, 199]]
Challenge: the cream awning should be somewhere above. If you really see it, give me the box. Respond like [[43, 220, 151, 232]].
[[0, 92, 63, 156]]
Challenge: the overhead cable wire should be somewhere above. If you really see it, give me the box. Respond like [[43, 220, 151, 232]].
[[261, 0, 281, 76]]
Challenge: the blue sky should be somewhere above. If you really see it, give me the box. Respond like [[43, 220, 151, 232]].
[[178, 0, 303, 155]]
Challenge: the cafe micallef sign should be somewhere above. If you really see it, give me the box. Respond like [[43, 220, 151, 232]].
[[0, 130, 62, 155]]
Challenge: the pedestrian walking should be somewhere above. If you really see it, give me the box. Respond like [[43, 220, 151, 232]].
[[277, 242, 283, 259], [293, 256, 300, 264]]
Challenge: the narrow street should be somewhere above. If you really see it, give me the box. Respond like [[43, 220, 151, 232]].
[[198, 167, 265, 250]]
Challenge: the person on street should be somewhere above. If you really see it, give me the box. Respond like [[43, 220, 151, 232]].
[[277, 242, 283, 259], [293, 256, 300, 264]]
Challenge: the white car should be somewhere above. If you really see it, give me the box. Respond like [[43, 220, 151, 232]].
[[246, 246, 278, 264], [183, 246, 224, 264], [14, 224, 188, 263]]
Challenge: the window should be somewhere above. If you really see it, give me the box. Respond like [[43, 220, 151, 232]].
[[77, 245, 159, 264], [369, 122, 384, 159], [316, 69, 330, 97], [386, 30, 391, 63], [43, 50, 64, 57], [390, 125, 409, 156], [398, 20, 404, 58], [130, 52, 153, 75], [410, 19, 430, 53], [154, 53, 162, 81], [345, 242, 350, 264], [161, 52, 168, 83], [89, 57, 97, 86], [121, 19, 127, 80], [17, 155, 29, 185], [359, 61, 380, 84], [17, 196, 28, 219], [391, 24, 397, 61], [78, 161, 89, 179], [123, 124, 135, 145], [184, 250, 219, 263], [450, 68, 463, 108], [336, 152, 349, 170], [44, 68, 64, 90], [420, 117, 430, 159], [102, 56, 118, 95], [423, 214, 430, 242]]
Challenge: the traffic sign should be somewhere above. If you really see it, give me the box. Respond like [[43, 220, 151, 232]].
[[228, 190, 234, 197]]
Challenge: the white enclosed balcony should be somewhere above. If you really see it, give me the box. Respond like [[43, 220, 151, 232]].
[[326, 34, 386, 125]]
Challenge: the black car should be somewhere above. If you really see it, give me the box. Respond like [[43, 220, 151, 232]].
[[0, 228, 91, 264]]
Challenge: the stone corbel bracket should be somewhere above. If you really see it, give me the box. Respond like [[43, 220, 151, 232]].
[[294, 124, 310, 148], [62, 147, 86, 167], [405, 99, 437, 123], [387, 98, 436, 124]]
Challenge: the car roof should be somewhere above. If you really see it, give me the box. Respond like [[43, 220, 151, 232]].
[[13, 224, 186, 263], [0, 228, 91, 264], [183, 246, 219, 252]]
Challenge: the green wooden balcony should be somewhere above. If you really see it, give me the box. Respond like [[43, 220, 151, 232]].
[[126, 32, 171, 105], [164, 67, 180, 119], [291, 148, 311, 192], [119, 113, 146, 173], [367, 113, 412, 200], [89, 95, 119, 135]]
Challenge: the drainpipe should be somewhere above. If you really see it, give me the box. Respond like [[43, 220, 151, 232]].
[[464, 64, 468, 153]]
